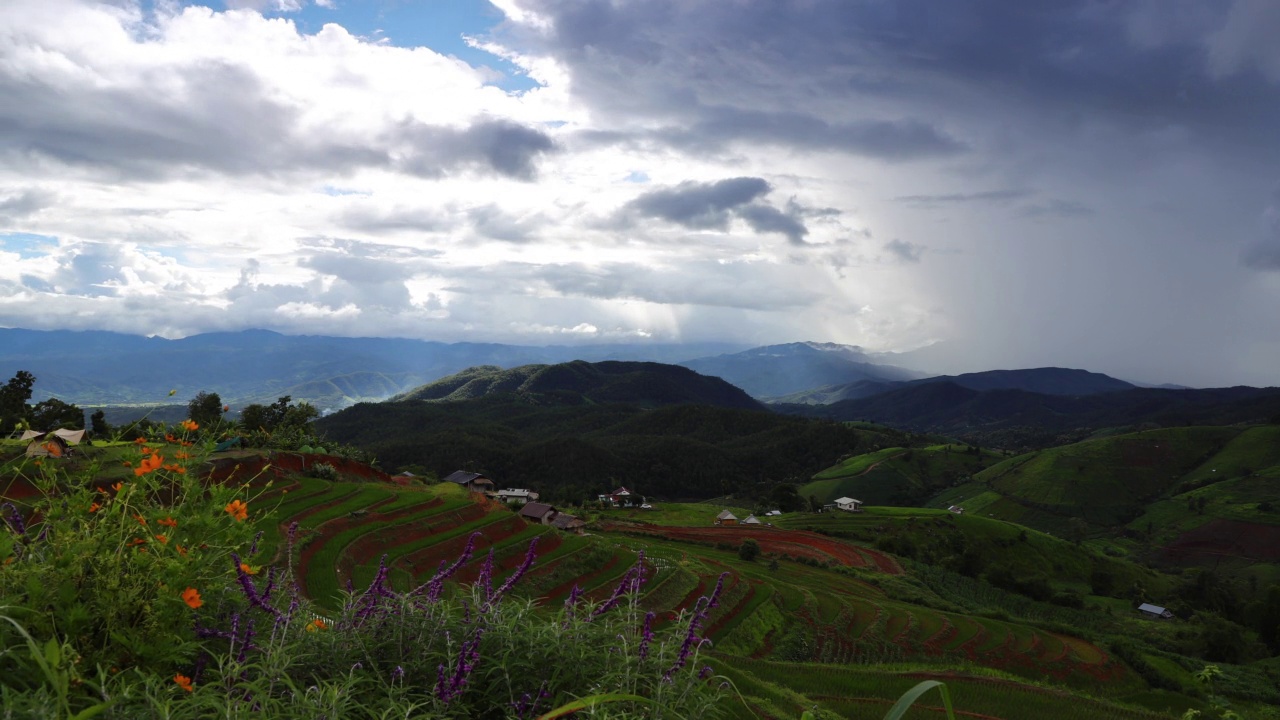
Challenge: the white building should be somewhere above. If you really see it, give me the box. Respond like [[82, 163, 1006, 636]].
[[834, 497, 863, 512]]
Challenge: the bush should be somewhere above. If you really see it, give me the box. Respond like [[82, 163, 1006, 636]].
[[0, 434, 730, 718], [309, 462, 338, 480], [738, 538, 761, 562]]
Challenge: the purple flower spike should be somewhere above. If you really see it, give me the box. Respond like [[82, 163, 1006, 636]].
[[638, 611, 655, 660], [412, 532, 480, 602], [477, 549, 495, 602], [1, 502, 26, 536], [483, 537, 538, 611], [590, 551, 646, 619], [664, 572, 728, 682], [232, 553, 283, 620]]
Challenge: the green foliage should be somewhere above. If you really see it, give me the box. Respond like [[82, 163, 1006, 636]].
[[0, 370, 35, 432], [89, 409, 110, 438], [0, 428, 728, 718], [308, 461, 338, 480], [316, 397, 873, 501], [739, 538, 761, 562], [186, 391, 225, 427], [240, 395, 319, 435], [0, 423, 259, 694], [27, 397, 84, 431]]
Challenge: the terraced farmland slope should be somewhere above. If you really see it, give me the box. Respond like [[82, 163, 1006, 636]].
[[10, 442, 1253, 719], [802, 443, 1005, 506], [589, 513, 1215, 719], [924, 426, 1280, 580]]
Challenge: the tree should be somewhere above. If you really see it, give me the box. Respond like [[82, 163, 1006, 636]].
[[187, 391, 224, 427], [0, 370, 35, 430], [28, 397, 84, 430], [90, 409, 110, 438], [240, 396, 319, 434], [770, 483, 805, 513], [1067, 517, 1089, 545], [738, 538, 761, 562]]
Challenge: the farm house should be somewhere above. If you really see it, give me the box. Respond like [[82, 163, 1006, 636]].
[[715, 509, 738, 525], [834, 497, 863, 512], [442, 470, 496, 494], [1138, 603, 1174, 619], [518, 502, 557, 525]]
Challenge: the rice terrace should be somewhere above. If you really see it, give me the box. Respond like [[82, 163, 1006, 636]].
[[5, 398, 1277, 719]]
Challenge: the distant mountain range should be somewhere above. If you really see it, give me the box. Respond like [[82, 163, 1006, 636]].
[[393, 361, 763, 410], [679, 342, 924, 398], [780, 381, 1280, 447], [0, 328, 747, 411], [773, 367, 1139, 404]]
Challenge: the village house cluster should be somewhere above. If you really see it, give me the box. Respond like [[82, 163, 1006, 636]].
[[441, 470, 587, 534]]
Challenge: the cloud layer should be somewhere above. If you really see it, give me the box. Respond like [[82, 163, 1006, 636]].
[[0, 0, 1279, 386]]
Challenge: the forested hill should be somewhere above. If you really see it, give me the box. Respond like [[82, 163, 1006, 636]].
[[392, 360, 764, 410], [315, 397, 909, 503], [781, 382, 1280, 448]]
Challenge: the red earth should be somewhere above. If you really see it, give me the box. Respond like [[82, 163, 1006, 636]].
[[1158, 517, 1280, 563], [599, 522, 903, 574], [207, 451, 395, 484]]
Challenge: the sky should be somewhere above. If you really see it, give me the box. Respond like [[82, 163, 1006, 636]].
[[1, 0, 1279, 387]]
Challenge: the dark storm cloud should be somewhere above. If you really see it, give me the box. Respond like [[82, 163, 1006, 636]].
[[505, 0, 1280, 158], [664, 109, 967, 160], [620, 177, 820, 243], [737, 204, 808, 245], [394, 119, 558, 182], [626, 177, 770, 230]]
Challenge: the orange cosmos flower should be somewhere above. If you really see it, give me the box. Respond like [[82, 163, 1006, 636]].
[[164, 434, 176, 443], [127, 537, 147, 547], [88, 502, 101, 513], [222, 405, 230, 413], [175, 451, 191, 460], [133, 437, 146, 444], [158, 516, 177, 528], [134, 453, 164, 477], [133, 514, 147, 526], [240, 563, 258, 575], [163, 464, 187, 474], [176, 544, 188, 557], [174, 673, 193, 692], [181, 420, 199, 432], [112, 481, 123, 492], [224, 499, 248, 522], [181, 587, 202, 609], [154, 534, 168, 544]]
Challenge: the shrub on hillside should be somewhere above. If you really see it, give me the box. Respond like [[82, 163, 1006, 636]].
[[309, 461, 338, 480], [0, 438, 730, 718]]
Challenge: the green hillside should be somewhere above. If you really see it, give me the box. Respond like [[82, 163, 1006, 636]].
[[802, 443, 1005, 506], [315, 397, 904, 503], [392, 360, 764, 410]]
